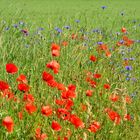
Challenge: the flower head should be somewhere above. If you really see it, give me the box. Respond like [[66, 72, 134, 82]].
[[41, 105, 53, 117], [51, 121, 62, 131], [125, 66, 132, 70], [2, 116, 14, 133], [0, 80, 9, 91], [6, 63, 18, 74], [70, 114, 85, 128], [101, 6, 107, 9], [88, 121, 101, 133]]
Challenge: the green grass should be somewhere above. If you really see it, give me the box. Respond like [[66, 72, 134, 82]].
[[0, 0, 140, 139]]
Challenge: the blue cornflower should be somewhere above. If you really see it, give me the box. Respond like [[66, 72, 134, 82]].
[[92, 29, 98, 33], [57, 28, 62, 33], [55, 27, 62, 33], [13, 24, 18, 28], [129, 57, 135, 61], [93, 29, 101, 33], [55, 27, 59, 30], [123, 58, 128, 61], [101, 6, 107, 9], [64, 26, 70, 29], [126, 77, 130, 81], [132, 20, 136, 23], [116, 32, 120, 35], [97, 42, 103, 45], [5, 27, 10, 30], [136, 40, 140, 43], [75, 19, 80, 23], [125, 66, 132, 70], [125, 73, 131, 77], [38, 27, 44, 31], [120, 40, 124, 44]]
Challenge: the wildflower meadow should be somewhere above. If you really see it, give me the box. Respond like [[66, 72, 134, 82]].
[[0, 0, 140, 139]]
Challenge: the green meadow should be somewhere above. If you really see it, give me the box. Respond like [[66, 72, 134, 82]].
[[0, 0, 140, 140]]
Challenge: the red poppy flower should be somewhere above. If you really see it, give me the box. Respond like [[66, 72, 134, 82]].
[[0, 80, 9, 91], [63, 137, 68, 140], [25, 103, 37, 114], [35, 128, 41, 137], [124, 114, 131, 121], [70, 114, 85, 128], [51, 121, 61, 131], [46, 60, 60, 74], [2, 116, 14, 133], [125, 39, 134, 47], [88, 121, 101, 133], [57, 83, 66, 91], [98, 44, 108, 51], [57, 108, 70, 120], [61, 91, 69, 99], [41, 105, 52, 117], [105, 108, 121, 125], [51, 43, 60, 51], [89, 80, 97, 88], [35, 128, 47, 140], [16, 74, 27, 83], [51, 43, 60, 57], [23, 93, 34, 103], [55, 99, 66, 106], [6, 63, 18, 74], [90, 55, 97, 62], [2, 89, 14, 100], [93, 73, 101, 79], [52, 50, 60, 57], [86, 90, 93, 97], [104, 84, 110, 89], [121, 27, 127, 33], [65, 99, 74, 110], [122, 36, 129, 41], [42, 71, 54, 82], [18, 83, 30, 92], [47, 79, 58, 88], [61, 90, 76, 99], [68, 84, 76, 91], [109, 94, 119, 102]]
